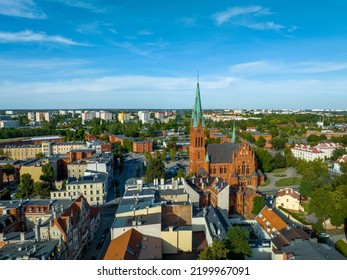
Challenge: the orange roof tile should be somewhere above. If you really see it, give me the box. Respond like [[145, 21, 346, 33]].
[[256, 206, 287, 238], [103, 229, 142, 260]]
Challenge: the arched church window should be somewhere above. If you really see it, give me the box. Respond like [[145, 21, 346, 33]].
[[246, 166, 250, 175], [242, 161, 246, 175]]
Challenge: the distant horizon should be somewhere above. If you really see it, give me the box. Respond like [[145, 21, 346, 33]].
[[1, 1, 347, 109], [1, 107, 347, 112]]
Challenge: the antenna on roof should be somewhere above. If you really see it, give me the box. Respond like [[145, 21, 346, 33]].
[[197, 70, 199, 83]]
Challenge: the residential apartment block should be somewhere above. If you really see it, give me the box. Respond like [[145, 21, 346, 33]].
[[291, 143, 343, 161], [50, 173, 110, 206]]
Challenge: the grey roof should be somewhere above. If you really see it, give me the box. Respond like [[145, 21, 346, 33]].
[[281, 239, 346, 260], [0, 240, 59, 260], [112, 212, 161, 229], [124, 188, 157, 198], [206, 142, 240, 163], [3, 231, 36, 242], [70, 148, 94, 153], [117, 196, 156, 215], [257, 169, 264, 177], [204, 206, 230, 240], [67, 174, 107, 184], [160, 188, 186, 196]]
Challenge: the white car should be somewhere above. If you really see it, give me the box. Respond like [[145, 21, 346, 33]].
[[319, 232, 330, 238]]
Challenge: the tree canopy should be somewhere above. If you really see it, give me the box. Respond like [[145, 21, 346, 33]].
[[144, 151, 165, 184]]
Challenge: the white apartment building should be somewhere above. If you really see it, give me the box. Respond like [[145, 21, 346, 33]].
[[50, 173, 110, 206], [138, 111, 150, 124], [42, 141, 86, 156], [291, 143, 343, 161], [36, 112, 50, 122]]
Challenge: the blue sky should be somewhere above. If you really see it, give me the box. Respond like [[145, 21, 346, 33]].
[[1, 0, 347, 109]]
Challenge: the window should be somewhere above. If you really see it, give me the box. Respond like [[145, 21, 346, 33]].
[[96, 190, 99, 195], [242, 162, 246, 175], [198, 152, 200, 159]]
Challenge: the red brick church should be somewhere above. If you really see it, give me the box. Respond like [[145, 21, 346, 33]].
[[188, 81, 265, 217]]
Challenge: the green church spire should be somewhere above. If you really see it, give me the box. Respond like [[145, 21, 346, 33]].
[[232, 121, 236, 143], [192, 79, 205, 128]]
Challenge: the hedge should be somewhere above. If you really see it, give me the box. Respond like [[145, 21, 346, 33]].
[[278, 206, 311, 225], [335, 240, 347, 258]]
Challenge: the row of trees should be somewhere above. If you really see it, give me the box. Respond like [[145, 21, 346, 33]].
[[198, 226, 252, 260]]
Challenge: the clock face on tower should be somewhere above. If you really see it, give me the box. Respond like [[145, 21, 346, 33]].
[[197, 129, 201, 133]]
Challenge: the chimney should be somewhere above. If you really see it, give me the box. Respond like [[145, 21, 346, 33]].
[[52, 206, 56, 219], [60, 204, 64, 212], [160, 178, 164, 185], [20, 232, 25, 241], [0, 233, 4, 241], [34, 224, 41, 242]]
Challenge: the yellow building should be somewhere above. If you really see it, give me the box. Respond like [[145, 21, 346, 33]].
[[4, 145, 42, 160], [20, 160, 48, 182]]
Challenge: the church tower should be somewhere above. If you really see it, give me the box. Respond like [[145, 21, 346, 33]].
[[189, 80, 206, 175]]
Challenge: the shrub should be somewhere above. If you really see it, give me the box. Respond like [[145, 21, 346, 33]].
[[335, 240, 347, 258]]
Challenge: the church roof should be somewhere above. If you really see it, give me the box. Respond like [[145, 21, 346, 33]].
[[206, 142, 240, 163], [192, 82, 205, 128]]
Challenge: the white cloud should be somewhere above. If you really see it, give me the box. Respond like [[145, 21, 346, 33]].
[[177, 17, 196, 27], [0, 30, 88, 46], [0, 0, 46, 19], [55, 0, 105, 13], [213, 6, 267, 25], [213, 5, 287, 32], [137, 30, 154, 36], [241, 21, 285, 31], [229, 60, 347, 75], [110, 41, 151, 57], [1, 74, 346, 109]]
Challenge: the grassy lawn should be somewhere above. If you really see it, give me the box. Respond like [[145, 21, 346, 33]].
[[260, 178, 271, 187], [272, 168, 287, 173], [275, 177, 302, 187], [273, 174, 287, 178]]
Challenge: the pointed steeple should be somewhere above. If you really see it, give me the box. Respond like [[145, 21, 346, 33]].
[[205, 153, 209, 162], [232, 122, 236, 143], [192, 78, 205, 128]]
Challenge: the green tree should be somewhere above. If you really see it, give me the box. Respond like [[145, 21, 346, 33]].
[[272, 152, 287, 169], [0, 188, 11, 200], [144, 151, 165, 184], [256, 136, 266, 148], [34, 181, 50, 198], [331, 148, 346, 161], [271, 137, 287, 150], [40, 163, 55, 187], [253, 147, 273, 172], [309, 186, 333, 230], [2, 164, 15, 185], [35, 152, 44, 159], [19, 173, 34, 198], [284, 147, 296, 167], [169, 148, 176, 161], [298, 159, 331, 196], [330, 185, 347, 227], [123, 139, 133, 152], [198, 239, 229, 260], [225, 226, 252, 259], [252, 196, 266, 215]]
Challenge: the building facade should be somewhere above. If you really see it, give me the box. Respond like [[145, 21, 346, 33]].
[[188, 81, 264, 217]]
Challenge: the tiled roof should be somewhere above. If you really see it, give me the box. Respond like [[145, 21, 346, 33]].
[[206, 142, 240, 163], [256, 206, 287, 238], [104, 228, 142, 260], [276, 188, 301, 200]]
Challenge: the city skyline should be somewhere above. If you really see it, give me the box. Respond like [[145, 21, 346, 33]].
[[1, 1, 347, 109]]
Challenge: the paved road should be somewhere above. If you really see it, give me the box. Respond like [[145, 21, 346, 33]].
[[258, 167, 300, 196]]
